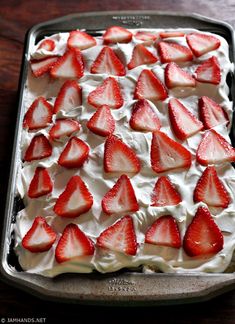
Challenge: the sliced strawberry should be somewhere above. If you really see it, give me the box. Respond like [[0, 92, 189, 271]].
[[28, 167, 53, 198], [103, 26, 132, 44], [186, 33, 220, 57], [67, 30, 96, 50], [127, 44, 158, 70], [194, 56, 221, 85], [55, 223, 94, 263], [50, 48, 84, 79], [54, 175, 93, 218], [134, 69, 168, 102], [157, 41, 193, 63], [22, 216, 56, 253], [104, 135, 141, 173], [196, 129, 235, 165], [87, 105, 115, 137], [102, 174, 139, 215], [130, 99, 161, 132], [97, 215, 137, 255], [194, 166, 230, 208], [90, 46, 125, 76], [49, 119, 80, 141], [58, 136, 89, 169], [151, 131, 192, 173], [88, 77, 123, 109], [37, 39, 55, 51], [54, 80, 82, 114], [151, 176, 182, 207], [145, 215, 181, 248], [168, 98, 203, 140], [24, 134, 52, 162], [198, 96, 229, 129], [160, 32, 185, 39], [183, 206, 223, 257], [23, 97, 53, 130], [31, 56, 58, 78], [165, 62, 196, 88], [134, 31, 158, 44]]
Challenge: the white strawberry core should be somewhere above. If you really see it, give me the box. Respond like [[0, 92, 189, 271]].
[[61, 87, 81, 111], [170, 68, 195, 87], [165, 44, 186, 60], [56, 52, 77, 78], [201, 173, 225, 206], [106, 182, 131, 213], [66, 187, 87, 213], [32, 138, 45, 158], [62, 230, 85, 258], [55, 121, 76, 137], [95, 81, 117, 107], [151, 221, 172, 245], [27, 223, 52, 247], [110, 151, 136, 172], [101, 219, 129, 253], [198, 66, 213, 82], [95, 109, 109, 130], [32, 101, 49, 126], [65, 140, 84, 162], [190, 34, 216, 55], [31, 57, 58, 73], [70, 34, 93, 50]]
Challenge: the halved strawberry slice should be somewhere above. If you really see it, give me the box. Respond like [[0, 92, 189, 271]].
[[151, 131, 192, 173], [134, 31, 158, 44], [130, 99, 161, 132], [23, 97, 53, 130], [102, 174, 139, 215], [196, 129, 235, 165], [159, 32, 185, 39], [145, 215, 181, 248], [165, 62, 196, 88], [55, 223, 94, 263], [104, 135, 141, 173], [194, 166, 230, 208], [157, 41, 193, 63], [88, 77, 123, 109], [194, 56, 221, 85], [54, 175, 93, 218], [67, 30, 96, 50], [134, 69, 168, 102], [28, 167, 53, 198], [37, 39, 55, 51], [97, 215, 137, 255], [31, 56, 58, 77], [54, 80, 82, 114], [186, 33, 220, 57], [168, 98, 203, 140], [49, 119, 80, 141], [87, 105, 115, 137], [22, 216, 57, 253], [198, 96, 229, 129], [24, 134, 52, 162], [151, 176, 182, 207], [103, 26, 132, 44], [58, 136, 89, 169], [90, 46, 125, 76], [127, 44, 158, 70], [183, 206, 224, 257]]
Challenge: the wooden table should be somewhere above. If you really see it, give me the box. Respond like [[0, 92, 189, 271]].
[[0, 0, 235, 322]]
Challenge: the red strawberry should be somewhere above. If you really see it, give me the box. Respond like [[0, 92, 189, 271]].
[[196, 129, 235, 165], [127, 44, 158, 70], [134, 31, 158, 44], [104, 135, 141, 173], [97, 215, 137, 255], [22, 216, 56, 253], [194, 56, 221, 85], [50, 48, 84, 79], [130, 99, 161, 132], [54, 175, 93, 218], [31, 56, 58, 77], [198, 96, 229, 129], [24, 134, 52, 162], [145, 215, 181, 248], [37, 39, 55, 51], [165, 62, 196, 88], [87, 105, 115, 137], [157, 41, 193, 63], [134, 69, 168, 102], [151, 176, 182, 207], [90, 46, 125, 76], [194, 166, 230, 208], [58, 137, 89, 169], [55, 223, 94, 263], [186, 33, 220, 57], [67, 30, 96, 50], [103, 26, 132, 44], [88, 77, 123, 109], [160, 32, 185, 39], [183, 206, 224, 257], [54, 80, 82, 114], [28, 167, 53, 198], [49, 119, 80, 141], [168, 98, 203, 140], [102, 174, 139, 215], [23, 97, 53, 130], [151, 131, 192, 173]]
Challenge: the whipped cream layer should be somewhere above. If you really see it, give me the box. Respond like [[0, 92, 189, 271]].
[[14, 28, 235, 277]]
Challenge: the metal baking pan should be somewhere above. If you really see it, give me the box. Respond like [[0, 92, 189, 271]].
[[1, 11, 235, 306]]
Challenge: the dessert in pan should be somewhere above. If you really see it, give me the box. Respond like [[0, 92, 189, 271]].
[[14, 25, 235, 277]]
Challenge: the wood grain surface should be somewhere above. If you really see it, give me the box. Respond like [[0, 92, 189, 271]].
[[0, 0, 235, 323]]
